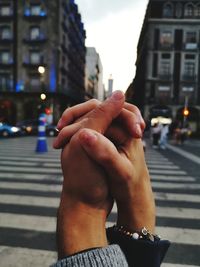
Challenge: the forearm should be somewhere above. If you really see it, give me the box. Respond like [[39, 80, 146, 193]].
[[57, 194, 108, 259], [117, 171, 156, 232]]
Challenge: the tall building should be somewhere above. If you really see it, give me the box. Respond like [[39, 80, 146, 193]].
[[85, 47, 104, 101], [126, 0, 200, 133], [0, 0, 86, 124]]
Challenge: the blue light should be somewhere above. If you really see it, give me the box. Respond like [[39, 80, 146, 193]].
[[24, 9, 31, 16], [40, 11, 47, 16], [50, 63, 56, 92], [16, 81, 24, 92]]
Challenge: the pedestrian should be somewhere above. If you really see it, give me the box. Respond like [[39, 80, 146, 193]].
[[160, 124, 169, 149], [151, 122, 162, 148], [52, 91, 170, 267]]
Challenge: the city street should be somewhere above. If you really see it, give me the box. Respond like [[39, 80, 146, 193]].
[[0, 136, 199, 267]]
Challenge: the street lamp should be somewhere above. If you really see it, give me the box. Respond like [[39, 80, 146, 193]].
[[38, 66, 45, 74], [40, 93, 46, 101]]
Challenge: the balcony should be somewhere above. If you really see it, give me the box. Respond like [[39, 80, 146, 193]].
[[24, 8, 47, 20], [182, 74, 196, 82], [158, 43, 173, 51], [23, 58, 46, 68], [0, 58, 14, 67], [158, 73, 172, 81], [184, 43, 198, 50], [23, 33, 47, 44], [0, 7, 13, 21], [0, 34, 13, 44]]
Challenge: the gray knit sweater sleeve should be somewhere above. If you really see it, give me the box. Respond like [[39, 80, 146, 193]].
[[51, 245, 128, 267]]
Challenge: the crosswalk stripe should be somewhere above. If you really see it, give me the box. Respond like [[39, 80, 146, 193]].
[[0, 172, 62, 180], [0, 182, 62, 192], [0, 166, 62, 174], [156, 207, 200, 219], [0, 195, 60, 207], [156, 227, 200, 245], [0, 213, 56, 232], [162, 264, 198, 267], [148, 165, 180, 169], [150, 169, 187, 175], [151, 175, 196, 182], [0, 246, 57, 266], [155, 192, 200, 203], [152, 182, 200, 189]]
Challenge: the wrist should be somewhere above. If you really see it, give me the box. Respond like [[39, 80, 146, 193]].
[[57, 195, 108, 259], [116, 177, 155, 233]]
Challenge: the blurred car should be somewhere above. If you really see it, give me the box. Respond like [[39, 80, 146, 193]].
[[16, 119, 58, 137], [0, 122, 21, 137]]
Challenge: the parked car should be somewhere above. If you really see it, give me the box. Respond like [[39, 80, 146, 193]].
[[0, 122, 21, 137], [16, 120, 58, 137]]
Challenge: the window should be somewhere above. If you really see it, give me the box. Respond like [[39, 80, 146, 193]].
[[160, 31, 172, 47], [0, 26, 12, 39], [184, 62, 195, 77], [30, 77, 40, 90], [185, 54, 195, 60], [160, 61, 171, 75], [30, 27, 40, 40], [0, 51, 11, 64], [163, 3, 173, 18], [30, 5, 41, 16], [185, 32, 197, 49], [162, 53, 171, 59], [0, 5, 12, 16], [30, 51, 40, 64], [195, 5, 200, 17], [186, 32, 197, 43], [0, 74, 13, 91], [184, 4, 194, 17]]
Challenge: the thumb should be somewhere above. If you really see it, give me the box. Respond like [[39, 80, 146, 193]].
[[83, 90, 125, 134], [78, 128, 132, 185]]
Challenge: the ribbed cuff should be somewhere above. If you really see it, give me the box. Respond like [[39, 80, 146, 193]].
[[51, 245, 128, 267]]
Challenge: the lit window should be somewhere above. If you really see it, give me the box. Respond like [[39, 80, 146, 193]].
[[30, 27, 40, 40], [163, 3, 173, 17], [30, 51, 40, 64], [0, 51, 10, 63], [30, 5, 41, 16], [0, 6, 12, 16], [160, 31, 172, 47], [1, 26, 12, 39], [184, 4, 194, 17]]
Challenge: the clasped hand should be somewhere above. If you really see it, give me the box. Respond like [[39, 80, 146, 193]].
[[54, 91, 155, 258]]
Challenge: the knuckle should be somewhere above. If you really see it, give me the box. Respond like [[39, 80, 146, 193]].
[[88, 98, 100, 107]]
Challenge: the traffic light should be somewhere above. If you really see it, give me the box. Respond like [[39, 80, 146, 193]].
[[183, 108, 189, 117], [45, 107, 52, 115]]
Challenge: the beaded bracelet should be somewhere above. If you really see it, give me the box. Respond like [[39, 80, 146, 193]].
[[112, 225, 160, 242]]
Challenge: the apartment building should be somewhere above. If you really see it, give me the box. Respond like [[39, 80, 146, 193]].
[[0, 0, 86, 124], [126, 0, 200, 133]]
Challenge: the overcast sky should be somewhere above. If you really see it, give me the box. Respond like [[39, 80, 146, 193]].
[[75, 0, 148, 92]]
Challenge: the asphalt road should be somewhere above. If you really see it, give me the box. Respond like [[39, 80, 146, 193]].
[[0, 136, 199, 267]]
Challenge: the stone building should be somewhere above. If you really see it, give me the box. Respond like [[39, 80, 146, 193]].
[[85, 47, 104, 101], [126, 0, 200, 133], [0, 0, 86, 124]]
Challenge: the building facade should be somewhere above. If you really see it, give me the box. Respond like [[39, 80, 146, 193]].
[[0, 0, 86, 124], [85, 47, 104, 101], [126, 0, 200, 133]]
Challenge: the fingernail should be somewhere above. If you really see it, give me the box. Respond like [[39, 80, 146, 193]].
[[110, 90, 124, 101], [57, 119, 62, 129]]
